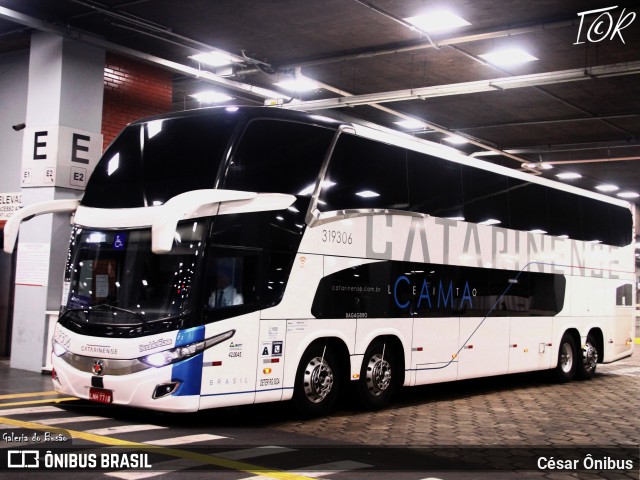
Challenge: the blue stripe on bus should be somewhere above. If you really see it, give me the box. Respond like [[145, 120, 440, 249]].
[[172, 353, 204, 396], [201, 387, 295, 397], [175, 325, 205, 347], [172, 326, 205, 396]]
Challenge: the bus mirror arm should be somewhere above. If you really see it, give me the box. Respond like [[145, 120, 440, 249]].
[[2, 199, 80, 254], [150, 189, 258, 254], [150, 190, 296, 254]]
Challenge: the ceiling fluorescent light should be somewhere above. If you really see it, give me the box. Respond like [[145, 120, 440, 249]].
[[274, 78, 318, 92], [443, 135, 468, 145], [479, 48, 538, 66], [617, 191, 639, 199], [404, 11, 471, 33], [356, 190, 380, 198], [556, 172, 582, 180], [479, 219, 501, 226], [189, 51, 234, 67], [190, 91, 233, 103], [395, 119, 426, 129], [595, 184, 619, 192]]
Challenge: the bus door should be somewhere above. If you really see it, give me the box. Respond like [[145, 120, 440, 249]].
[[198, 312, 260, 409], [255, 319, 287, 403]]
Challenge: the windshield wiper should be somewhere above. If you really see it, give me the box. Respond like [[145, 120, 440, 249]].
[[58, 307, 90, 323], [90, 303, 149, 326]]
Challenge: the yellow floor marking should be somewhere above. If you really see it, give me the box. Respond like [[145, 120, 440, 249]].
[[635, 338, 640, 345], [0, 390, 60, 400], [0, 397, 79, 408], [0, 415, 318, 480]]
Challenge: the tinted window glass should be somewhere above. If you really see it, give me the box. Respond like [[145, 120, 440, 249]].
[[507, 180, 549, 233], [319, 134, 408, 211], [83, 113, 239, 208], [223, 120, 335, 195], [311, 260, 565, 319], [608, 203, 633, 246], [202, 197, 310, 322], [82, 126, 144, 208], [545, 188, 582, 240], [460, 165, 509, 226], [407, 151, 463, 218]]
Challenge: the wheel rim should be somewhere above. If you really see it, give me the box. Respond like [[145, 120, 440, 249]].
[[560, 342, 574, 373], [583, 342, 598, 373], [303, 356, 333, 404], [366, 353, 392, 396]]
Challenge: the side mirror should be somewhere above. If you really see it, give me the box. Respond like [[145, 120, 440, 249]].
[[2, 199, 79, 254]]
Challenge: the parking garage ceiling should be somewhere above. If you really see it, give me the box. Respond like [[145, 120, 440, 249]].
[[0, 0, 639, 209]]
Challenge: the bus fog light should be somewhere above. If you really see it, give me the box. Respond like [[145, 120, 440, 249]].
[[152, 382, 180, 399]]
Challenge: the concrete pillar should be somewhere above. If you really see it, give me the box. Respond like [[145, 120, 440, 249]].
[[10, 32, 104, 372]]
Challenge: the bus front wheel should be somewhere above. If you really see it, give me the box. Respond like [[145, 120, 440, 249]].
[[554, 333, 577, 383], [358, 340, 396, 410], [293, 343, 339, 417]]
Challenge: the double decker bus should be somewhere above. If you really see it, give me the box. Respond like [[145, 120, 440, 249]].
[[4, 107, 635, 416]]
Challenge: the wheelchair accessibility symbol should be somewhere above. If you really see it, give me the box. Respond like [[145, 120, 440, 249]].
[[113, 233, 126, 250]]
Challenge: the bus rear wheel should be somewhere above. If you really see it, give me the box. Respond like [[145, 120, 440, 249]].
[[293, 344, 339, 417], [554, 333, 577, 383], [358, 340, 396, 410], [576, 334, 598, 380]]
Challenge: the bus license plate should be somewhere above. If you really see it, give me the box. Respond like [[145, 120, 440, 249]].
[[89, 387, 113, 404]]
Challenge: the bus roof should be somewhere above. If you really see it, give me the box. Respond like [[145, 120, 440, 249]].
[[129, 106, 631, 211]]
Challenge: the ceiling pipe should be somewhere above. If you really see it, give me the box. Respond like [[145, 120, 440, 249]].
[[539, 156, 640, 165], [293, 69, 529, 166], [471, 140, 640, 156], [351, 0, 439, 49], [454, 113, 640, 131], [245, 18, 580, 74], [0, 6, 283, 101], [283, 60, 640, 110]]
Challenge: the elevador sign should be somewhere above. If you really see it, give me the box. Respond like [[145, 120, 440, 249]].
[[21, 125, 102, 190]]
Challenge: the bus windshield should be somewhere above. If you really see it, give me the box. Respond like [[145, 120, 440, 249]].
[[81, 111, 240, 208], [61, 221, 206, 329]]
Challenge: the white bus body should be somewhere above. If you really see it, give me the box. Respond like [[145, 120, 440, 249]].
[[5, 107, 634, 415]]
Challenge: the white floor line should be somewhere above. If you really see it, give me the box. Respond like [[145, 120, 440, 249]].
[[85, 424, 167, 435], [35, 415, 109, 425], [105, 458, 199, 480], [0, 405, 62, 416], [146, 433, 227, 446], [216, 445, 295, 460]]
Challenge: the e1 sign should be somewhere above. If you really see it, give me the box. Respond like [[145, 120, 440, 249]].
[[21, 125, 103, 190]]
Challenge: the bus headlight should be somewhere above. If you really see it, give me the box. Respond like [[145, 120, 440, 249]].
[[140, 329, 235, 368]]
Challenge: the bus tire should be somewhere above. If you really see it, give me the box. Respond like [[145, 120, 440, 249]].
[[576, 333, 598, 380], [358, 340, 396, 410], [554, 333, 577, 383], [293, 343, 339, 417]]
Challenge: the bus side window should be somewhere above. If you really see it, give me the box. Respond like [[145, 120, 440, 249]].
[[224, 119, 335, 196], [407, 151, 463, 218], [205, 256, 246, 309], [319, 134, 408, 212]]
